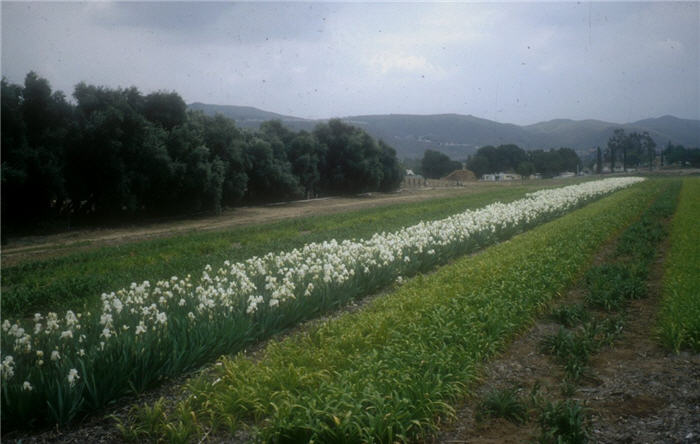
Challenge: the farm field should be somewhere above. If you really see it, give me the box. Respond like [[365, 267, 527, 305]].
[[2, 180, 588, 319], [0, 178, 638, 434], [113, 178, 660, 442], [3, 177, 698, 444]]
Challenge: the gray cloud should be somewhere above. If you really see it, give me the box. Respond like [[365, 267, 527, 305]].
[[2, 2, 698, 125], [90, 2, 336, 45]]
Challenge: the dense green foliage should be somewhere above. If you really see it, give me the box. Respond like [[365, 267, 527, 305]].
[[662, 142, 700, 167], [1, 185, 545, 322], [1, 73, 403, 235], [466, 144, 581, 178], [659, 178, 700, 352], [420, 149, 462, 178], [605, 128, 659, 171], [122, 182, 652, 442]]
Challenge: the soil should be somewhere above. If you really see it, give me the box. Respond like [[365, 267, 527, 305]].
[[434, 228, 700, 443], [2, 184, 519, 267]]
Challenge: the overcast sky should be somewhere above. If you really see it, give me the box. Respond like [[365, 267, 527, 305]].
[[2, 1, 698, 125]]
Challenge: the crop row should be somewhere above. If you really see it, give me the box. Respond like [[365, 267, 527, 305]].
[[658, 177, 700, 352], [544, 179, 679, 384], [0, 177, 642, 430], [119, 180, 657, 443], [2, 184, 548, 318]]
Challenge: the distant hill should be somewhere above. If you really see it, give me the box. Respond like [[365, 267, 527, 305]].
[[631, 115, 700, 147], [336, 114, 536, 159], [188, 103, 700, 160], [188, 102, 312, 128]]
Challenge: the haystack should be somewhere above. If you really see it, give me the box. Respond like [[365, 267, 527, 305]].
[[442, 169, 477, 182]]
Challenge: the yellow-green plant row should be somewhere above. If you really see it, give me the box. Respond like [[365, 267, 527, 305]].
[[127, 181, 659, 443], [659, 177, 700, 352]]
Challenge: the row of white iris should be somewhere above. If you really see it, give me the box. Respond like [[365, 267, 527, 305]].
[[0, 177, 643, 426]]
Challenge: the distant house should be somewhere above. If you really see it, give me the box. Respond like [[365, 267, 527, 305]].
[[557, 171, 576, 178], [481, 172, 521, 181], [402, 172, 425, 187]]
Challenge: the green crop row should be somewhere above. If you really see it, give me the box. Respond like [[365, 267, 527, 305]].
[[120, 181, 657, 443], [542, 179, 680, 384], [585, 179, 680, 313], [658, 177, 700, 352], [2, 185, 553, 318], [479, 180, 679, 443]]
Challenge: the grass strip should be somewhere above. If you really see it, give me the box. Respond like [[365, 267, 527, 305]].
[[658, 177, 700, 352], [2, 184, 554, 318], [122, 181, 656, 443]]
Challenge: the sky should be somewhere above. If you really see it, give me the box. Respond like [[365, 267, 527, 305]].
[[2, 1, 698, 125]]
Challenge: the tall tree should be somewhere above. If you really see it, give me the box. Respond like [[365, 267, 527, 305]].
[[640, 132, 656, 171], [422, 149, 461, 179], [596, 146, 603, 174], [197, 113, 248, 207], [2, 73, 72, 229], [68, 82, 176, 218], [314, 119, 384, 194], [143, 91, 187, 130], [288, 131, 325, 198], [377, 140, 404, 192], [466, 144, 527, 176], [466, 154, 490, 177], [515, 161, 535, 178], [244, 136, 300, 203], [606, 128, 626, 172]]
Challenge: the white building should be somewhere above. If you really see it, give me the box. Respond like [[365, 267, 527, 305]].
[[481, 172, 522, 181]]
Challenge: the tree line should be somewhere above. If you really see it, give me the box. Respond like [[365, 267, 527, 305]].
[[599, 129, 656, 172], [596, 128, 699, 172], [662, 143, 700, 167], [465, 144, 581, 178], [413, 145, 581, 180], [1, 72, 404, 233]]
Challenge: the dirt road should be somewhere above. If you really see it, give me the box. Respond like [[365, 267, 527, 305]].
[[2, 184, 520, 266]]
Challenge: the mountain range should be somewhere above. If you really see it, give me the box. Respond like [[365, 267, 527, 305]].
[[188, 102, 700, 160]]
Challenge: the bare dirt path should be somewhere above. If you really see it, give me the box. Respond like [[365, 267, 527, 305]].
[[2, 185, 518, 266]]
